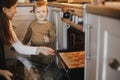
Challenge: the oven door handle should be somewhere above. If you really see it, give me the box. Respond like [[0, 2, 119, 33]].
[[86, 24, 92, 60]]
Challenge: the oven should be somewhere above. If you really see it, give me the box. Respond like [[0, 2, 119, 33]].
[[48, 3, 86, 80], [62, 22, 85, 51], [62, 7, 85, 51], [54, 5, 85, 80]]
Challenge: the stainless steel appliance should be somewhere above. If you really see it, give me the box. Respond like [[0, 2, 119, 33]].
[[62, 9, 85, 51], [54, 4, 85, 80], [48, 4, 86, 80]]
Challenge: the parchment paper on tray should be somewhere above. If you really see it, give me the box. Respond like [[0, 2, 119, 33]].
[[59, 51, 84, 68]]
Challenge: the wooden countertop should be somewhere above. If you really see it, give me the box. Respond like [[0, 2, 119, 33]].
[[17, 2, 34, 7], [17, 2, 120, 19], [48, 2, 120, 19], [47, 2, 84, 9], [17, 2, 84, 9], [86, 2, 120, 19]]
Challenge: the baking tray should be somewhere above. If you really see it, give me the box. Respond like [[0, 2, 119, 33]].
[[57, 51, 84, 69]]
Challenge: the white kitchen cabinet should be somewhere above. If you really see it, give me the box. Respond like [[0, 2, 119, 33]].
[[48, 6, 64, 50], [85, 13, 120, 80], [5, 6, 35, 59], [99, 16, 120, 80], [85, 13, 100, 80]]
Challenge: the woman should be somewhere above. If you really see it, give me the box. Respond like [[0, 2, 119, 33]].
[[0, 0, 55, 80]]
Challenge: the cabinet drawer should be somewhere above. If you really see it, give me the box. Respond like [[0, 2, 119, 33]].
[[13, 15, 35, 20], [15, 7, 33, 16], [13, 7, 35, 20]]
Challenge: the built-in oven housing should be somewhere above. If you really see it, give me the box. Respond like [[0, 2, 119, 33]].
[[48, 5, 85, 80], [62, 6, 85, 51], [48, 7, 65, 50], [56, 5, 85, 80]]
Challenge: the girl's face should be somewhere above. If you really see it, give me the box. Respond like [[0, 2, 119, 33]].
[[3, 3, 17, 20], [34, 5, 48, 21]]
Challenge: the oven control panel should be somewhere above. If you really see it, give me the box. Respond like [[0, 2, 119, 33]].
[[63, 8, 83, 24], [62, 7, 84, 31]]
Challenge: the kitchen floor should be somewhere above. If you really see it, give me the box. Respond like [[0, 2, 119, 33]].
[[6, 58, 84, 80], [6, 59, 65, 80]]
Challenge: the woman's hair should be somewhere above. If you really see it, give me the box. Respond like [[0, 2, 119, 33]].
[[33, 1, 48, 12], [0, 0, 18, 45]]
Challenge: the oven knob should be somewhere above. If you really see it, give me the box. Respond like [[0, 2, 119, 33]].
[[75, 16, 78, 24], [72, 15, 75, 23], [78, 17, 83, 24], [63, 12, 70, 19]]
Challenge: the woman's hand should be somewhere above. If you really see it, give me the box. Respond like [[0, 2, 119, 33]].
[[0, 69, 13, 80], [37, 46, 55, 55]]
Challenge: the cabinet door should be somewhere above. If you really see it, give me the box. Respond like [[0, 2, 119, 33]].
[[48, 7, 64, 50], [85, 13, 100, 80], [99, 16, 120, 80]]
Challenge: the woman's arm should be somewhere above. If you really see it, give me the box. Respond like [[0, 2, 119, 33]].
[[9, 21, 55, 55], [9, 21, 37, 55], [12, 41, 55, 55], [12, 41, 37, 55]]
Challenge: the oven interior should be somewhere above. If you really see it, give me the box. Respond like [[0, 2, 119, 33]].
[[67, 27, 85, 51]]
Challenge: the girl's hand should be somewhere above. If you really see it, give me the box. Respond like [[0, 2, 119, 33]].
[[0, 70, 13, 80], [43, 35, 49, 43], [37, 46, 55, 55]]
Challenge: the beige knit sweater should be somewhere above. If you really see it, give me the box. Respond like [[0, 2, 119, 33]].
[[22, 20, 56, 49]]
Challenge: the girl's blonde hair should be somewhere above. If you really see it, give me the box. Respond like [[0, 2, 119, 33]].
[[33, 1, 48, 12]]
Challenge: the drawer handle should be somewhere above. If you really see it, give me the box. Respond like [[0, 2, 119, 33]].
[[109, 59, 120, 71]]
